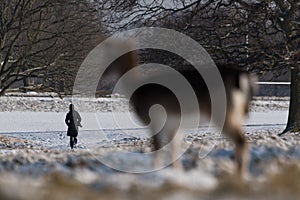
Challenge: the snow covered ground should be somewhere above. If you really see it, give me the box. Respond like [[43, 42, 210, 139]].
[[0, 110, 288, 133], [1, 95, 300, 200]]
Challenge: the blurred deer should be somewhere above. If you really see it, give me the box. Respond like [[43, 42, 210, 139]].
[[102, 41, 256, 178], [130, 66, 256, 176]]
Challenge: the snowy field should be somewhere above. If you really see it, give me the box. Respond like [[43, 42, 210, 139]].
[[0, 110, 287, 133], [1, 94, 300, 200]]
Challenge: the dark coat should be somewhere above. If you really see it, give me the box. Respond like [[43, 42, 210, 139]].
[[65, 110, 82, 137]]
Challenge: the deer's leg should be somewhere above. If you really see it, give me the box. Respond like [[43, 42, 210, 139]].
[[224, 125, 249, 177], [215, 90, 250, 178], [170, 128, 183, 170], [222, 104, 249, 178], [151, 126, 182, 170], [152, 132, 164, 169]]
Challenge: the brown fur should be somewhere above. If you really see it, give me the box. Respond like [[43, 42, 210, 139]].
[[129, 66, 256, 176]]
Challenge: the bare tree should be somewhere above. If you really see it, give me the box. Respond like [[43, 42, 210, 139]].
[[97, 0, 300, 133], [0, 0, 103, 95], [262, 0, 300, 134]]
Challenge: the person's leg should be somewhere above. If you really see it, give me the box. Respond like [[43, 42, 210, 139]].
[[70, 136, 74, 149], [74, 137, 77, 145]]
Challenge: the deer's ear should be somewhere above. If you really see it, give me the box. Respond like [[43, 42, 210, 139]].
[[248, 73, 258, 97], [98, 40, 139, 93], [239, 73, 258, 98], [104, 39, 138, 75]]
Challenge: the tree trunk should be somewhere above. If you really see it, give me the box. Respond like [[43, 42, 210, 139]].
[[280, 68, 300, 135]]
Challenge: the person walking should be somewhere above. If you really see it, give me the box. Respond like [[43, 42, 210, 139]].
[[65, 104, 82, 149]]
